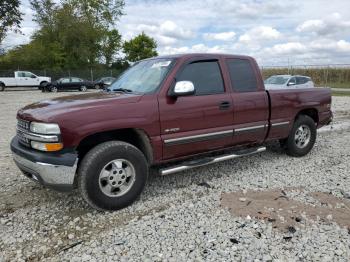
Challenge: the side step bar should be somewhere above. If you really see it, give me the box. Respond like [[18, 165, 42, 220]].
[[160, 146, 266, 176]]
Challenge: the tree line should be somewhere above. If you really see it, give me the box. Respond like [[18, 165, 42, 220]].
[[0, 0, 158, 71]]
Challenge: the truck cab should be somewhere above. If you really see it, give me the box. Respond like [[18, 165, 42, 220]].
[[10, 53, 332, 211]]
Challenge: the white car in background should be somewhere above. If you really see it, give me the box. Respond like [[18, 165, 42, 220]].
[[0, 71, 51, 91], [264, 75, 314, 90]]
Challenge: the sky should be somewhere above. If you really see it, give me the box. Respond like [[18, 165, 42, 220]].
[[3, 0, 350, 66]]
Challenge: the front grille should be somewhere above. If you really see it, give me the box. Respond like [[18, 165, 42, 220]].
[[17, 119, 30, 130], [17, 119, 31, 147]]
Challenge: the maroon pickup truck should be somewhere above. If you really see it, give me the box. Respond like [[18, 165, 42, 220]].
[[11, 53, 332, 210]]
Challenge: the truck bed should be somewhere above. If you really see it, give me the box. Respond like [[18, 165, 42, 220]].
[[266, 87, 332, 141]]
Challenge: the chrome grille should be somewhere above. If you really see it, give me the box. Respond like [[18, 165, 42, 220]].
[[17, 119, 31, 146], [17, 119, 30, 130]]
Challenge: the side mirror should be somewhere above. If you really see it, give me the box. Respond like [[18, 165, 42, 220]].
[[170, 81, 195, 97], [288, 81, 296, 86], [31, 75, 37, 78]]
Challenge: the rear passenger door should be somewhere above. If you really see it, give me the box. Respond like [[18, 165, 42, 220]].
[[159, 59, 234, 159], [16, 71, 31, 87], [225, 58, 269, 145]]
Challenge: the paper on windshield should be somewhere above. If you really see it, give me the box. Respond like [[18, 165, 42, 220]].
[[151, 60, 172, 68]]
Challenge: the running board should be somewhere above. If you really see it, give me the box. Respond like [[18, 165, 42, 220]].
[[160, 146, 266, 176]]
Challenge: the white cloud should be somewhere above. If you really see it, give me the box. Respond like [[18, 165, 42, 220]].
[[203, 32, 236, 41], [238, 26, 281, 47], [264, 42, 307, 56], [296, 12, 350, 36], [160, 21, 193, 40], [124, 20, 194, 47]]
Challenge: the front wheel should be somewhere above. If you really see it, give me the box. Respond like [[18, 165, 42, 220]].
[[78, 141, 148, 211], [0, 83, 4, 91], [284, 115, 316, 157]]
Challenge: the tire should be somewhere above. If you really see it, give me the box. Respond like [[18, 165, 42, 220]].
[[40, 81, 48, 88], [284, 115, 316, 157], [78, 141, 149, 211], [80, 86, 87, 92], [0, 83, 4, 92], [50, 86, 58, 92], [95, 84, 100, 89]]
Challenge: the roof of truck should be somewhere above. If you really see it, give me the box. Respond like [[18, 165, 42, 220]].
[[145, 53, 254, 60]]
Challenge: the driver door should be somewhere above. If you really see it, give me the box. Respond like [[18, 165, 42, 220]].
[[23, 72, 39, 86], [158, 59, 234, 159]]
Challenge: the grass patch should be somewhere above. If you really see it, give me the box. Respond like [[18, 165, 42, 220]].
[[328, 82, 350, 89], [332, 91, 350, 97]]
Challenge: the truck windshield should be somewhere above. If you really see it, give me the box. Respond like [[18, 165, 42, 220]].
[[108, 58, 174, 94], [264, 76, 290, 85]]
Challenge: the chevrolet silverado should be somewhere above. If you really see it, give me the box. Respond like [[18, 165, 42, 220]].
[[11, 54, 332, 210]]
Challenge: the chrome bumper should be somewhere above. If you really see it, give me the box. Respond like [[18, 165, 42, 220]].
[[12, 152, 77, 192]]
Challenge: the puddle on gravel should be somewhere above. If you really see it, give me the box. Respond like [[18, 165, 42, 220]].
[[221, 188, 350, 232]]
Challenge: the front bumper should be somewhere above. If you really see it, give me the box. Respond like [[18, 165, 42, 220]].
[[11, 137, 78, 192]]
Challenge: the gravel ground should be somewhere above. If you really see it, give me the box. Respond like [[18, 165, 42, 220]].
[[1, 90, 350, 261]]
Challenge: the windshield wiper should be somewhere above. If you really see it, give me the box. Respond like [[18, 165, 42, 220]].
[[112, 88, 134, 93]]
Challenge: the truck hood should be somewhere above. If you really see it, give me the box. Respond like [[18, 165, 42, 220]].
[[18, 91, 143, 122]]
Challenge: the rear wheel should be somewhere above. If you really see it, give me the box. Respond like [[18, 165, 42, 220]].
[[95, 84, 100, 89], [0, 83, 4, 92], [50, 86, 58, 92], [80, 86, 87, 92], [78, 141, 148, 211], [284, 115, 316, 157]]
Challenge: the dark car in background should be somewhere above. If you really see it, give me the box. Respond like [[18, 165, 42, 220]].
[[93, 77, 116, 89], [43, 77, 94, 92]]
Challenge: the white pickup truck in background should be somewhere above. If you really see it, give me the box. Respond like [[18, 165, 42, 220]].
[[0, 71, 51, 91]]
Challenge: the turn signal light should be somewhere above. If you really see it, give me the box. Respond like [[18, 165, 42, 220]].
[[31, 141, 63, 152], [45, 143, 64, 151]]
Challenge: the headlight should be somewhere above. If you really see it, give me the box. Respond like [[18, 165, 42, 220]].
[[30, 122, 60, 134]]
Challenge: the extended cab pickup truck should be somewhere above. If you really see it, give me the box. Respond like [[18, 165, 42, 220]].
[[11, 54, 332, 210], [0, 71, 51, 91]]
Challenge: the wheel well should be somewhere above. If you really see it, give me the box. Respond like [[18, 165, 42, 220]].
[[40, 81, 48, 85], [295, 108, 319, 123], [76, 128, 153, 164]]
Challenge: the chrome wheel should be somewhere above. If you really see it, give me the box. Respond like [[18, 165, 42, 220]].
[[51, 86, 57, 92], [81, 86, 87, 92], [294, 124, 311, 149], [98, 159, 136, 197]]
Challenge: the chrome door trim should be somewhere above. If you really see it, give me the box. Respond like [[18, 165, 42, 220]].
[[271, 121, 290, 127], [164, 130, 233, 146], [234, 125, 266, 133]]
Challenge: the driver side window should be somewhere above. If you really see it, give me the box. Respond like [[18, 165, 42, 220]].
[[24, 72, 34, 78], [177, 61, 224, 96]]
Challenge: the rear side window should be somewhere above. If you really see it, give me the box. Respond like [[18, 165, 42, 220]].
[[296, 77, 308, 84], [226, 59, 258, 92], [177, 61, 224, 95]]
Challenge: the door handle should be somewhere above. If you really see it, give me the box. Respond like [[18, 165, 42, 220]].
[[219, 101, 231, 110]]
